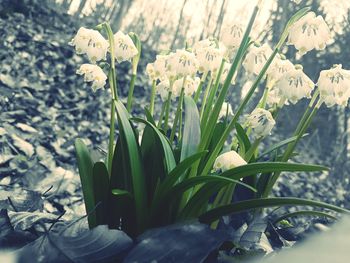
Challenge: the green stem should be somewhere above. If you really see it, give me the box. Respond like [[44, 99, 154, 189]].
[[170, 79, 186, 143], [163, 91, 172, 131], [194, 72, 208, 103], [149, 80, 156, 116], [157, 100, 167, 128], [102, 22, 118, 175], [201, 60, 225, 130], [200, 75, 213, 120], [262, 97, 322, 197], [127, 74, 136, 112]]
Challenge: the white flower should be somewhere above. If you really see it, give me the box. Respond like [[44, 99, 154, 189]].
[[168, 49, 198, 77], [195, 45, 223, 74], [113, 31, 138, 63], [266, 86, 284, 107], [76, 64, 107, 92], [266, 57, 295, 88], [291, 0, 302, 4], [216, 62, 237, 85], [153, 54, 177, 80], [317, 64, 350, 107], [276, 67, 315, 104], [288, 12, 332, 56], [218, 102, 233, 120], [246, 108, 276, 139], [221, 23, 245, 50], [243, 44, 273, 75], [173, 76, 201, 98], [146, 63, 156, 81], [156, 78, 171, 101], [69, 27, 109, 63], [192, 38, 216, 54], [213, 150, 247, 172]]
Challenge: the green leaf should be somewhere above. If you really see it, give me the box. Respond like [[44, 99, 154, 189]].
[[114, 100, 147, 234], [93, 162, 110, 225], [199, 197, 349, 224], [111, 189, 132, 199], [75, 138, 96, 228], [181, 96, 201, 162], [158, 151, 208, 196], [273, 210, 337, 225], [257, 134, 308, 160], [167, 175, 256, 199], [219, 162, 328, 180], [235, 122, 251, 156], [132, 117, 176, 174], [144, 107, 157, 126]]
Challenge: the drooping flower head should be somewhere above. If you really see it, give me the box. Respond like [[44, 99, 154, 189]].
[[276, 66, 315, 104], [288, 12, 332, 56], [153, 53, 177, 81], [317, 64, 350, 107], [69, 27, 109, 63], [213, 150, 247, 172], [156, 78, 171, 102], [168, 49, 198, 77], [172, 76, 200, 98], [266, 56, 295, 88], [113, 31, 138, 63], [195, 45, 224, 74], [218, 102, 234, 120], [192, 38, 216, 54], [243, 44, 273, 76], [246, 108, 276, 139], [221, 23, 245, 50], [146, 63, 157, 81], [76, 64, 107, 92]]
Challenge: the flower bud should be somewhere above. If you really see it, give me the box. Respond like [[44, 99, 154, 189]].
[[213, 150, 247, 172]]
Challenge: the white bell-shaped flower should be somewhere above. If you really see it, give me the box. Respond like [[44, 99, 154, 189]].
[[153, 53, 177, 81], [69, 27, 109, 63], [213, 150, 247, 172], [192, 38, 216, 54], [113, 31, 138, 63], [172, 76, 200, 98], [221, 23, 245, 50], [195, 46, 223, 74], [317, 64, 350, 107], [76, 64, 107, 92], [156, 78, 171, 102], [146, 63, 156, 81], [218, 102, 234, 120], [168, 49, 198, 77], [266, 86, 284, 107], [243, 44, 273, 76], [266, 57, 295, 88], [246, 108, 276, 139], [288, 12, 332, 56], [276, 67, 315, 104]]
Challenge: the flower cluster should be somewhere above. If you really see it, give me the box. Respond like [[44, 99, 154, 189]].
[[70, 27, 138, 91]]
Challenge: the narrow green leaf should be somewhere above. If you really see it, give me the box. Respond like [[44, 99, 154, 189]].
[[93, 162, 110, 225], [181, 96, 201, 162], [132, 117, 176, 173], [199, 197, 349, 224], [144, 107, 157, 126], [257, 134, 308, 160], [75, 138, 96, 228], [115, 100, 147, 233], [273, 210, 337, 225], [235, 122, 251, 156], [111, 189, 133, 198]]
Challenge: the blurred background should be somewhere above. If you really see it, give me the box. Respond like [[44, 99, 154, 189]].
[[0, 0, 350, 217]]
